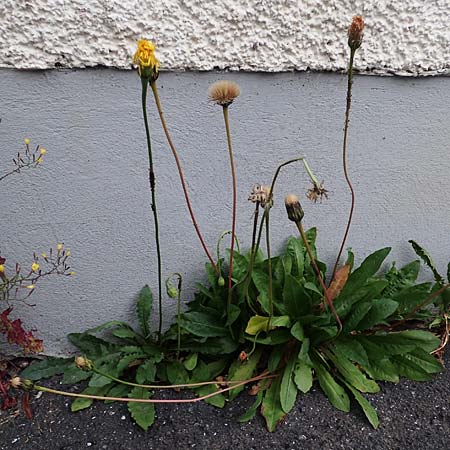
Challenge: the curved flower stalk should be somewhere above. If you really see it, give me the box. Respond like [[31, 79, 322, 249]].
[[133, 40, 164, 343], [331, 15, 365, 283], [208, 80, 241, 314], [11, 372, 276, 404], [285, 194, 342, 333], [150, 81, 218, 274]]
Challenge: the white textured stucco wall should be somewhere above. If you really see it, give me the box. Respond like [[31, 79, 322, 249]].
[[1, 0, 449, 75]]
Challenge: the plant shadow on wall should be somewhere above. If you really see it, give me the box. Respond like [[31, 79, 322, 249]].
[[0, 139, 74, 414], [14, 16, 450, 432]]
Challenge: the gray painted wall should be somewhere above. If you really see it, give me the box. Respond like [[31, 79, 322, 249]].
[[1, 69, 450, 355]]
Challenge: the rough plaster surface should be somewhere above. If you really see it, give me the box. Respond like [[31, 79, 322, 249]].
[[1, 0, 449, 75], [1, 69, 450, 355]]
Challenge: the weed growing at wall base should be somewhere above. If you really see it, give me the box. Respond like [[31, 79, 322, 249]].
[[15, 16, 450, 432]]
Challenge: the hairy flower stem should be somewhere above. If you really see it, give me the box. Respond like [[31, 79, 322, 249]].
[[150, 81, 218, 274], [222, 105, 238, 317], [30, 372, 275, 404], [331, 48, 357, 284], [296, 222, 342, 334], [141, 79, 163, 343], [265, 210, 274, 330]]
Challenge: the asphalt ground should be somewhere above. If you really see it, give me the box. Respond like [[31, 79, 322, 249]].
[[0, 351, 449, 450]]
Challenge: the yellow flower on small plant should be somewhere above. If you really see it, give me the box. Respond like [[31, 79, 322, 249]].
[[31, 262, 40, 272], [24, 138, 30, 145], [0, 264, 4, 273], [39, 148, 47, 155], [26, 284, 35, 290], [66, 250, 71, 257], [57, 243, 63, 252], [133, 39, 160, 80], [41, 253, 47, 258], [37, 157, 43, 164]]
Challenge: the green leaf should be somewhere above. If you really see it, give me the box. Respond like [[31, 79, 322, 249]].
[[20, 357, 72, 380], [262, 377, 286, 432], [402, 349, 442, 374], [337, 247, 391, 301], [190, 359, 228, 383], [283, 274, 310, 318], [388, 330, 440, 352], [166, 361, 189, 384], [384, 261, 421, 296], [286, 236, 304, 276], [365, 358, 400, 383], [280, 352, 298, 413], [105, 383, 130, 403], [245, 315, 291, 335], [390, 354, 432, 381], [84, 320, 134, 335], [238, 388, 264, 423], [136, 360, 157, 384], [251, 270, 272, 314], [225, 304, 241, 326], [409, 240, 444, 284], [61, 364, 92, 384], [180, 311, 228, 338], [137, 285, 153, 338], [113, 328, 140, 341], [355, 299, 399, 330], [294, 360, 313, 394], [325, 348, 379, 393], [268, 345, 284, 373], [342, 300, 373, 333], [332, 339, 369, 367], [128, 387, 155, 431], [392, 283, 432, 315], [194, 384, 226, 408], [117, 353, 147, 374], [314, 360, 350, 412], [343, 380, 379, 428], [180, 336, 238, 355], [228, 348, 262, 401], [71, 384, 112, 412], [183, 353, 198, 371], [290, 321, 304, 341], [336, 279, 388, 318], [68, 333, 114, 358]]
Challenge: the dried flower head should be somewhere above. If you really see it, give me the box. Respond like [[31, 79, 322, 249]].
[[285, 194, 304, 224], [348, 15, 364, 50], [75, 356, 93, 371], [248, 184, 272, 208], [208, 80, 240, 107], [10, 377, 22, 388], [133, 39, 160, 80], [306, 181, 329, 203]]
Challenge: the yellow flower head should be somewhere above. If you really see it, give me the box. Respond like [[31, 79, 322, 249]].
[[57, 243, 63, 252], [26, 284, 35, 290], [133, 39, 160, 80], [31, 262, 40, 272], [0, 264, 4, 273], [39, 148, 47, 155], [24, 138, 30, 145]]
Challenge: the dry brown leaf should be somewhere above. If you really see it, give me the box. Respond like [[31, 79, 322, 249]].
[[327, 264, 351, 301]]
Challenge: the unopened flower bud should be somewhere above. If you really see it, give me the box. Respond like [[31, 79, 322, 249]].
[[239, 351, 248, 362], [218, 276, 225, 287], [21, 379, 35, 391], [285, 194, 304, 224], [348, 15, 364, 50], [167, 285, 179, 299]]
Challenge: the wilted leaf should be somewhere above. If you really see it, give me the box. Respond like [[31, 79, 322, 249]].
[[327, 264, 351, 301]]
